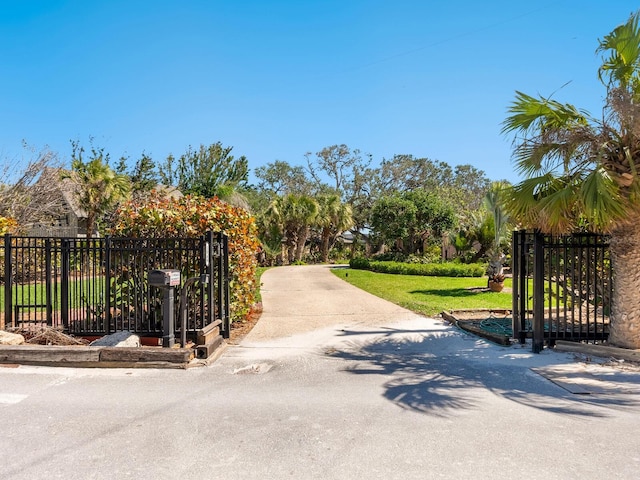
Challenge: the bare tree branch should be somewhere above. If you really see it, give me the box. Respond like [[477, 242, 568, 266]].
[[0, 145, 66, 227]]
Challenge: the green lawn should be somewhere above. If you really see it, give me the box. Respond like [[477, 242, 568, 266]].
[[331, 268, 513, 316], [0, 277, 106, 311], [254, 267, 271, 303]]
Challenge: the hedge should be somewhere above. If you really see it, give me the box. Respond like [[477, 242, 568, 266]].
[[109, 193, 260, 322], [349, 257, 485, 277]]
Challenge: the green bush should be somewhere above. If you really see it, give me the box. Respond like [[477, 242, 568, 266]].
[[349, 257, 370, 269], [349, 258, 484, 277]]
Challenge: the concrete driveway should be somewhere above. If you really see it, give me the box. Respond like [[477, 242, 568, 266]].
[[2, 265, 640, 480]]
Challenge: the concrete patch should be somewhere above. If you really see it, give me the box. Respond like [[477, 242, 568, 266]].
[[0, 393, 28, 405], [232, 363, 273, 375], [532, 364, 640, 394]]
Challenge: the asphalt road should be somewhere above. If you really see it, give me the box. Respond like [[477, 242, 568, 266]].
[[1, 265, 640, 480]]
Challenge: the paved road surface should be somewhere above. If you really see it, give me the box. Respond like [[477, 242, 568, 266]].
[[1, 265, 640, 480]]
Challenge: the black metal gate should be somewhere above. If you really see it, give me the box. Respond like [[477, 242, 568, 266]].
[[512, 230, 611, 352], [1, 231, 230, 340]]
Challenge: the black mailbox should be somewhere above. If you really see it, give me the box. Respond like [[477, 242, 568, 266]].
[[148, 269, 181, 348], [148, 269, 181, 287]]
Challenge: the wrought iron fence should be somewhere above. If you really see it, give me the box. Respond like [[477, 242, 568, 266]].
[[512, 230, 611, 352], [1, 231, 230, 340]]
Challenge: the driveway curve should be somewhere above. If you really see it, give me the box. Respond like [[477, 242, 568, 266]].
[[241, 264, 420, 344]]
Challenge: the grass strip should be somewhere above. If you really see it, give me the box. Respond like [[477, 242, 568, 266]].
[[331, 268, 512, 317]]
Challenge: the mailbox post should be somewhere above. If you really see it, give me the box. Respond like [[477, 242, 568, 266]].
[[148, 269, 181, 348]]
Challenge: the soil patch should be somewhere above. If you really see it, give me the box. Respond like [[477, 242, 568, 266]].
[[228, 302, 262, 345]]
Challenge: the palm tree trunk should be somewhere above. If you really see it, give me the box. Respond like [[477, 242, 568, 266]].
[[85, 213, 95, 239], [321, 227, 331, 263], [294, 226, 309, 262], [608, 223, 640, 349]]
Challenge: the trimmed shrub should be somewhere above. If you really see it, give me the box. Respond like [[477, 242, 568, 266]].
[[349, 257, 370, 270], [350, 258, 484, 277], [109, 194, 260, 322]]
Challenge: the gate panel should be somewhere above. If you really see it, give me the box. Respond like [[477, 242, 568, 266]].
[[512, 231, 611, 350]]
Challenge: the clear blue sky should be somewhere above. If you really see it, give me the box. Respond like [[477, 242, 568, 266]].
[[1, 0, 638, 184]]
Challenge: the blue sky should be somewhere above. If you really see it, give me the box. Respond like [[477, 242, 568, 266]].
[[1, 0, 638, 184]]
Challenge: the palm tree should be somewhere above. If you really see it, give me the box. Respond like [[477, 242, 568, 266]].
[[264, 194, 319, 263], [502, 11, 640, 348], [484, 181, 511, 281], [64, 148, 130, 239], [315, 194, 354, 263]]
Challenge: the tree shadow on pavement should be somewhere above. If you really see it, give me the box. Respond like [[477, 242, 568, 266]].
[[328, 327, 640, 418]]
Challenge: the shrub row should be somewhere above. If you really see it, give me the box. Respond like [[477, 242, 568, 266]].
[[349, 257, 485, 277]]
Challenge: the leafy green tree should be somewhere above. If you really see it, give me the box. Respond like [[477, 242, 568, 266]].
[[502, 11, 640, 348], [371, 155, 490, 227], [370, 194, 417, 253], [371, 189, 455, 255], [158, 142, 248, 198], [116, 153, 158, 200], [66, 142, 130, 238], [373, 155, 453, 194]]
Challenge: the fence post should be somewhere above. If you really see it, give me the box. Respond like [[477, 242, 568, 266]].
[[105, 236, 112, 335], [61, 239, 70, 329], [204, 231, 214, 327], [222, 233, 230, 338], [3, 234, 12, 330], [44, 238, 53, 326], [511, 231, 522, 343], [532, 231, 545, 353]]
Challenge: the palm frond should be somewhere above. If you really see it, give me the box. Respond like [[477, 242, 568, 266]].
[[503, 174, 553, 229], [536, 177, 580, 233], [502, 91, 589, 135], [597, 11, 640, 88], [579, 168, 627, 231]]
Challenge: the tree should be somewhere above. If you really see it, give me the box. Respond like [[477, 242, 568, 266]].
[[116, 153, 158, 200], [66, 141, 130, 238], [370, 194, 417, 253], [158, 142, 248, 198], [371, 189, 455, 255], [373, 155, 453, 194], [315, 194, 354, 263], [484, 181, 511, 279], [306, 144, 371, 199], [0, 145, 66, 229], [502, 11, 640, 348], [264, 194, 319, 263], [254, 160, 314, 197], [370, 155, 491, 227]]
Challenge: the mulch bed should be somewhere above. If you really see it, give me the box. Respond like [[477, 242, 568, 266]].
[[228, 302, 262, 345]]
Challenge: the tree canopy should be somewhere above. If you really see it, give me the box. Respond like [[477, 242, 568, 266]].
[[158, 142, 248, 199]]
